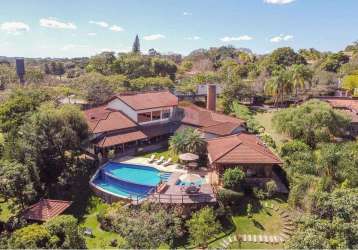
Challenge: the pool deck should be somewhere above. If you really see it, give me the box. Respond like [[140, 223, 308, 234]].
[[114, 156, 187, 173]]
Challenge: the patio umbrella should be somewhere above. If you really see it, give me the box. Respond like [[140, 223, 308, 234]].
[[179, 173, 202, 183], [179, 153, 199, 162]]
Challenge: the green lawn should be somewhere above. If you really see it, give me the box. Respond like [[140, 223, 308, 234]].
[[79, 197, 126, 249], [253, 111, 290, 148], [210, 197, 286, 249], [139, 148, 179, 163]]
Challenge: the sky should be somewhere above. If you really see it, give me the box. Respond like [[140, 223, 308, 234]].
[[0, 0, 358, 58]]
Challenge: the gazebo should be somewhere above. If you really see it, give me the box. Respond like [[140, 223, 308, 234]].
[[22, 199, 72, 222]]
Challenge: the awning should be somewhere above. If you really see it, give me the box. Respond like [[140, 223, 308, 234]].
[[95, 130, 148, 148], [179, 153, 199, 161]]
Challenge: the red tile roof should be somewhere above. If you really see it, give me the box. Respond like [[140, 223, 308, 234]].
[[207, 133, 282, 165], [115, 91, 178, 111], [22, 199, 72, 222], [181, 104, 245, 135], [323, 98, 358, 113], [95, 130, 148, 148], [84, 106, 137, 134]]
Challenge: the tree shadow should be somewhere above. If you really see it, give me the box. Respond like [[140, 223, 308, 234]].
[[252, 219, 265, 230]]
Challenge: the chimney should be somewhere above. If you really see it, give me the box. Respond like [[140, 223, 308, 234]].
[[15, 58, 25, 84], [206, 84, 216, 111]]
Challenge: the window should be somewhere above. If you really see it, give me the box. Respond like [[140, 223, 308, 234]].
[[152, 111, 161, 121], [162, 109, 171, 119], [138, 112, 151, 123]]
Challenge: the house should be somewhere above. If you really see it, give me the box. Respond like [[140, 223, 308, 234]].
[[84, 91, 181, 158], [177, 84, 246, 139], [207, 133, 287, 192], [318, 97, 358, 137]]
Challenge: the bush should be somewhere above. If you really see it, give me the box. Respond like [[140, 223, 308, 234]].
[[186, 207, 221, 247], [260, 133, 276, 149], [217, 188, 244, 205], [252, 187, 267, 200], [266, 180, 278, 198], [223, 167, 246, 191]]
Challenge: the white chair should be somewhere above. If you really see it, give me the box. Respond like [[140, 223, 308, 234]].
[[155, 156, 164, 164], [162, 158, 172, 167], [147, 154, 156, 163]]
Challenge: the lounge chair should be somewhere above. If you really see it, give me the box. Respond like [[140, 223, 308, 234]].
[[155, 156, 164, 164], [162, 158, 172, 167], [147, 154, 156, 163]]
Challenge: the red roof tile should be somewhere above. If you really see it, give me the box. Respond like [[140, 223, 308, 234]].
[[84, 106, 137, 134], [207, 133, 282, 165], [181, 105, 245, 135], [95, 130, 148, 148], [115, 91, 178, 111], [22, 199, 72, 222], [323, 98, 358, 113]]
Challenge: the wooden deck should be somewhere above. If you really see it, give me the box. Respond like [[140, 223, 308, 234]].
[[132, 173, 217, 205]]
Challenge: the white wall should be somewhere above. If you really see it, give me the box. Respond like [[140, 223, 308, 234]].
[[107, 97, 174, 124], [107, 98, 137, 121]]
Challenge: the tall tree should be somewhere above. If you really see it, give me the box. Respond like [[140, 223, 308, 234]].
[[290, 64, 313, 96], [132, 35, 140, 53], [264, 68, 292, 106]]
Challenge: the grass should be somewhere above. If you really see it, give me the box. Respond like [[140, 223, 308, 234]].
[[253, 111, 290, 148], [139, 148, 179, 163], [78, 197, 126, 249], [210, 197, 286, 249]]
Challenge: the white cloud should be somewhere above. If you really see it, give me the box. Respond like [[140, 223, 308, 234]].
[[185, 36, 200, 40], [61, 44, 89, 51], [183, 11, 192, 16], [270, 34, 294, 43], [143, 34, 166, 41], [88, 20, 109, 28], [87, 32, 97, 36], [40, 17, 77, 29], [109, 25, 124, 32], [220, 35, 253, 42], [0, 22, 30, 34], [264, 0, 295, 5]]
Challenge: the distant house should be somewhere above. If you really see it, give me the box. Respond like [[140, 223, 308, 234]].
[[318, 97, 358, 137]]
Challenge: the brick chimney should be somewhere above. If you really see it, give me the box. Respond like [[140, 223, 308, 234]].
[[206, 84, 216, 111]]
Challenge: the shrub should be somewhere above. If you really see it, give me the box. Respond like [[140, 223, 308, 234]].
[[260, 133, 276, 149], [266, 180, 278, 198], [217, 188, 244, 205], [223, 167, 246, 191], [252, 187, 267, 200], [186, 207, 221, 247]]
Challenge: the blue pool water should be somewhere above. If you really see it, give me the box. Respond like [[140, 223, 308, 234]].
[[92, 162, 170, 199]]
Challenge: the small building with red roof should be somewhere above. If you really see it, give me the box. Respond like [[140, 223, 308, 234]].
[[22, 199, 72, 222]]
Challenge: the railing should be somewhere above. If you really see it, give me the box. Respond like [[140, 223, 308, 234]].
[[138, 191, 215, 205]]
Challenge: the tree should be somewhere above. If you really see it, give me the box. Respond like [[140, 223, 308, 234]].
[[222, 167, 246, 191], [129, 76, 173, 91], [132, 35, 140, 53], [7, 224, 52, 249], [272, 100, 350, 147], [266, 47, 306, 69], [342, 70, 358, 93], [0, 160, 36, 209], [264, 68, 292, 106], [18, 103, 88, 193], [0, 89, 52, 133], [169, 128, 206, 155], [186, 207, 221, 247], [44, 215, 86, 249], [290, 64, 313, 96], [320, 52, 349, 73], [25, 68, 44, 84], [86, 52, 116, 75]]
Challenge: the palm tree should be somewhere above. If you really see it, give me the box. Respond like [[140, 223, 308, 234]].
[[265, 69, 293, 107], [169, 128, 205, 155], [290, 64, 313, 96]]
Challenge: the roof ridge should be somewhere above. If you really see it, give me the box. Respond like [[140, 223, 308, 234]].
[[241, 138, 281, 162], [212, 137, 242, 163]]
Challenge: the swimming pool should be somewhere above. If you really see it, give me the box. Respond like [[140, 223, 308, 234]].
[[92, 162, 171, 199]]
